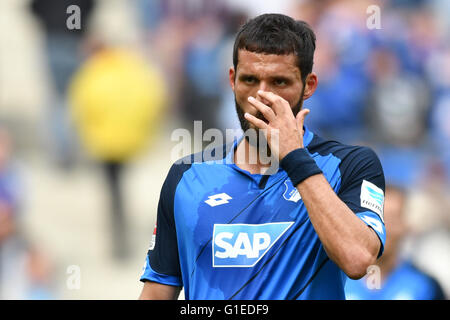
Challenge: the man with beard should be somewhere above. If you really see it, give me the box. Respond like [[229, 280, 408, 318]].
[[139, 14, 386, 300]]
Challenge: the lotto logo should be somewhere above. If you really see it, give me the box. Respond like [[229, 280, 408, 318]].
[[212, 222, 294, 267], [205, 193, 232, 207]]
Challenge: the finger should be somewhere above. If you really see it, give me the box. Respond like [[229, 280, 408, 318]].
[[244, 112, 269, 130], [247, 96, 276, 121], [256, 90, 289, 115], [295, 108, 310, 129]]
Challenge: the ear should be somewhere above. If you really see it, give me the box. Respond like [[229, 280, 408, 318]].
[[302, 72, 318, 100], [229, 67, 236, 92]]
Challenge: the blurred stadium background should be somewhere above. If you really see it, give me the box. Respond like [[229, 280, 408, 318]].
[[0, 0, 449, 299]]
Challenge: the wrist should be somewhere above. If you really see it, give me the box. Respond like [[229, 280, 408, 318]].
[[280, 148, 322, 186], [280, 145, 303, 161]]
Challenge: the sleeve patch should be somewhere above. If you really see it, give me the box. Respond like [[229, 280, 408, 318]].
[[360, 180, 384, 222], [149, 224, 157, 250]]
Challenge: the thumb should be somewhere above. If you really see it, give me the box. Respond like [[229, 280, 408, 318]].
[[296, 108, 310, 129]]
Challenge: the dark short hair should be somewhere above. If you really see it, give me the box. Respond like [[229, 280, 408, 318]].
[[233, 14, 316, 83]]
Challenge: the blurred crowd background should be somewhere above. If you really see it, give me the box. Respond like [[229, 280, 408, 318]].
[[0, 0, 449, 299]]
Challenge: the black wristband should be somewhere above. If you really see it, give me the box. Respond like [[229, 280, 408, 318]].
[[280, 148, 322, 186]]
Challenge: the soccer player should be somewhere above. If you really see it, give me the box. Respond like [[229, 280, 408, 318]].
[[139, 14, 386, 300]]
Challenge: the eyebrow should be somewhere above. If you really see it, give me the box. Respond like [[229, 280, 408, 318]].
[[238, 73, 294, 80]]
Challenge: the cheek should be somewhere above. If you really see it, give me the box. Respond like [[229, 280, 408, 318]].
[[278, 87, 303, 107], [234, 86, 256, 111], [268, 80, 303, 103]]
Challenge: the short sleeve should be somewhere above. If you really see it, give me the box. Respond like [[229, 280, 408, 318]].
[[337, 147, 386, 257], [140, 163, 188, 286]]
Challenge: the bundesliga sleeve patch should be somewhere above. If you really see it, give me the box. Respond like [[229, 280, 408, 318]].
[[360, 180, 384, 222], [149, 224, 157, 250]]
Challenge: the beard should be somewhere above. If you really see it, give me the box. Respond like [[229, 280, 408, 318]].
[[234, 89, 305, 153]]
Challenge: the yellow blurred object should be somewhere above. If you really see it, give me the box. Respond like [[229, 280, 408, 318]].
[[69, 48, 167, 162]]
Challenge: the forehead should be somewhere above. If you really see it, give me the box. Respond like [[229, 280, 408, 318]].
[[236, 50, 301, 78]]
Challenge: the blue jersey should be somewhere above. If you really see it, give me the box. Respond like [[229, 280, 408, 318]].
[[345, 260, 446, 300], [140, 127, 386, 300]]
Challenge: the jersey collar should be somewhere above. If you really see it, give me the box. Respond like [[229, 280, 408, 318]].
[[224, 126, 315, 169]]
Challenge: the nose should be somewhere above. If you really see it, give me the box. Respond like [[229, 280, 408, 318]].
[[256, 81, 271, 105], [258, 80, 269, 92]]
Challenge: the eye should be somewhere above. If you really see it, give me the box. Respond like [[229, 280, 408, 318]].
[[273, 78, 288, 86], [242, 76, 257, 85]]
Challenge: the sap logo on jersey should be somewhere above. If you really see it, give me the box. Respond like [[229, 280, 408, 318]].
[[212, 222, 294, 267]]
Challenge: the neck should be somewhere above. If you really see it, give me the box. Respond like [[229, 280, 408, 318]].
[[234, 138, 275, 175]]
